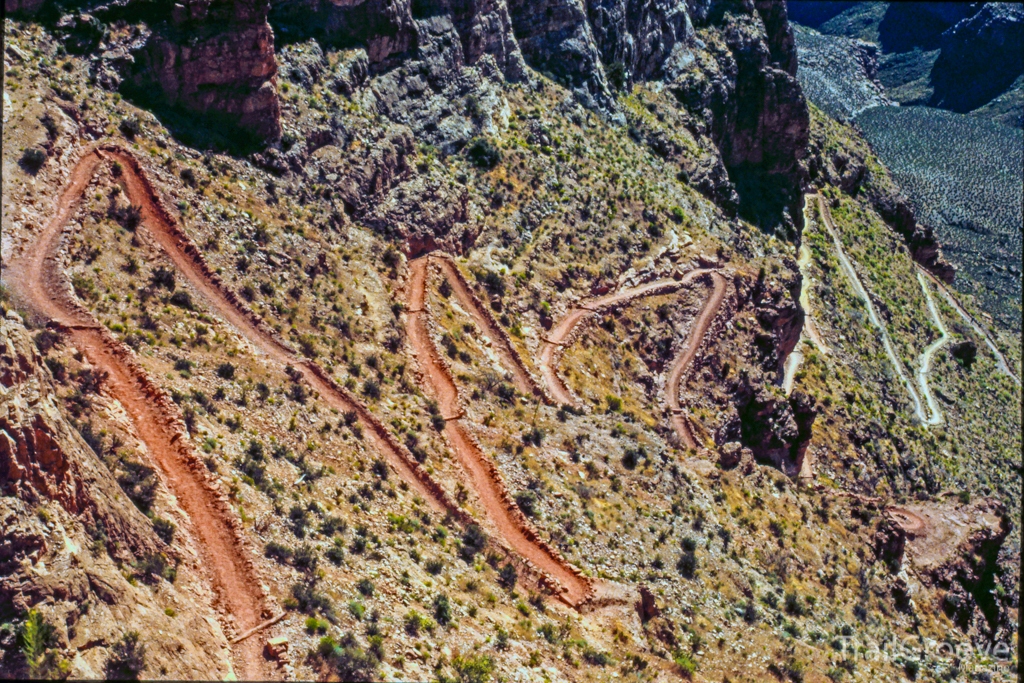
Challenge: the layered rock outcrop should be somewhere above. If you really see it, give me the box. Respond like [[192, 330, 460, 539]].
[[0, 312, 229, 678], [127, 0, 282, 144]]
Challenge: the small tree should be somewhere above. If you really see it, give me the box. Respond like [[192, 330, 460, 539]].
[[18, 610, 67, 679]]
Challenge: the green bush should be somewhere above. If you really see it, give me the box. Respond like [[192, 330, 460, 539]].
[[18, 610, 67, 679], [466, 137, 502, 169], [434, 593, 452, 626]]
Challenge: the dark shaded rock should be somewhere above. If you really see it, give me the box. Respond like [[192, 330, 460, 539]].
[[873, 515, 907, 570], [931, 4, 1024, 116], [949, 339, 977, 369], [637, 584, 660, 621], [126, 0, 282, 145]]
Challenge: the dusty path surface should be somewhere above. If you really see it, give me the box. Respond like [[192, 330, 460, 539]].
[[406, 257, 593, 606], [539, 272, 714, 406], [5, 148, 272, 679], [784, 203, 833, 397], [663, 272, 727, 449], [815, 195, 931, 424], [538, 269, 723, 449], [6, 146, 472, 676], [915, 270, 949, 425], [431, 255, 550, 403], [918, 266, 1021, 387]]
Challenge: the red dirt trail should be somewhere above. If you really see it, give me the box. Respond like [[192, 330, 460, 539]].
[[5, 149, 271, 679], [406, 257, 593, 606], [538, 269, 726, 448], [664, 272, 728, 449], [5, 146, 468, 676]]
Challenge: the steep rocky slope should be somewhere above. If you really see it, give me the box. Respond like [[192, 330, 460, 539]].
[[0, 313, 234, 679], [789, 1, 1024, 128], [2, 3, 1020, 682]]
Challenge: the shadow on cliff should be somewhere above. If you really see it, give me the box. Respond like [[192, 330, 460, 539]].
[[117, 86, 271, 155]]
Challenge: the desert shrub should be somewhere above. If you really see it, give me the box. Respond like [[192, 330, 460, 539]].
[[784, 591, 806, 616], [169, 291, 193, 309], [33, 329, 62, 355], [581, 645, 611, 666], [426, 558, 444, 575], [216, 362, 236, 380], [466, 137, 502, 169], [498, 562, 518, 589], [105, 631, 146, 680], [265, 541, 293, 562], [151, 516, 175, 544], [290, 580, 335, 621], [514, 490, 537, 517], [20, 147, 47, 173], [119, 116, 141, 140], [673, 649, 696, 677], [18, 610, 67, 679], [313, 633, 380, 681], [135, 552, 176, 583], [325, 538, 345, 565], [149, 267, 176, 290], [294, 544, 319, 572], [404, 610, 433, 636], [356, 578, 374, 597], [452, 653, 495, 683], [116, 458, 158, 512], [677, 549, 697, 579], [461, 524, 487, 560], [433, 594, 452, 626]]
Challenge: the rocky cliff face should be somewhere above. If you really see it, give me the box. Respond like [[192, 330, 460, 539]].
[[0, 312, 230, 678], [126, 0, 282, 144]]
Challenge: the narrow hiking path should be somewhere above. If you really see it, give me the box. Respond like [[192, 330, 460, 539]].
[[784, 205, 832, 397], [5, 146, 476, 676], [431, 255, 551, 403], [664, 273, 728, 449], [538, 269, 725, 449], [5, 148, 272, 679], [917, 266, 1021, 387], [814, 194, 936, 425], [406, 257, 593, 606], [915, 270, 950, 425]]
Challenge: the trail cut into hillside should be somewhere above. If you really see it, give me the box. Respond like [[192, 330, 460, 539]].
[[431, 255, 551, 404], [406, 257, 594, 606], [814, 194, 940, 425], [5, 148, 273, 679], [784, 203, 833, 396], [917, 266, 1021, 387], [5, 146, 478, 675], [538, 269, 725, 449]]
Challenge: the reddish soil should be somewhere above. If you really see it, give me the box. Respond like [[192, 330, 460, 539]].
[[406, 257, 593, 606], [6, 146, 472, 676], [886, 507, 927, 537], [664, 272, 727, 449], [5, 149, 272, 679], [539, 269, 726, 449]]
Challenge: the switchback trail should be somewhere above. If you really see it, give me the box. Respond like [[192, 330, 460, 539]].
[[5, 146, 472, 676], [917, 266, 1020, 387], [406, 257, 593, 606], [5, 148, 271, 679], [430, 255, 551, 403], [915, 269, 949, 425], [539, 269, 725, 449], [814, 194, 937, 425]]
